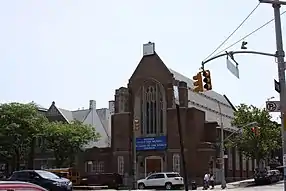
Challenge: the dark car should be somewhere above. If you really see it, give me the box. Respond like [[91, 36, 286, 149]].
[[254, 169, 281, 184], [8, 170, 72, 191], [80, 173, 123, 189], [0, 181, 48, 190]]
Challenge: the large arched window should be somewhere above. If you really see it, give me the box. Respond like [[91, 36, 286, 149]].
[[140, 83, 165, 136]]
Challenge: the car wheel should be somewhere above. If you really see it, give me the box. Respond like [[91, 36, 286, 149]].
[[138, 183, 145, 189], [165, 182, 172, 190]]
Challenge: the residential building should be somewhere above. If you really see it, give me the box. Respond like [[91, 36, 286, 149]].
[[33, 100, 112, 169]]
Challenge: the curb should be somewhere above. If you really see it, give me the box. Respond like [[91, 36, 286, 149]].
[[73, 186, 109, 190]]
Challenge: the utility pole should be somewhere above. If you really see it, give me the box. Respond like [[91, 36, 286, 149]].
[[132, 118, 138, 189], [174, 85, 188, 191], [176, 104, 188, 191], [129, 88, 137, 190], [259, 0, 286, 190], [217, 101, 226, 189]]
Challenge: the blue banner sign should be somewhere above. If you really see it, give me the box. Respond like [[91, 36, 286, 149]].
[[136, 136, 167, 151]]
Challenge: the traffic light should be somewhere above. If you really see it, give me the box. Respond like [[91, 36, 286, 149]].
[[193, 72, 203, 92], [203, 70, 212, 91], [251, 126, 260, 136]]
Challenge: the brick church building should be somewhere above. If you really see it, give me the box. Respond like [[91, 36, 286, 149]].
[[78, 42, 256, 184]]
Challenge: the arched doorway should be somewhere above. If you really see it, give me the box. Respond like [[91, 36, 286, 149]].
[[145, 156, 163, 177]]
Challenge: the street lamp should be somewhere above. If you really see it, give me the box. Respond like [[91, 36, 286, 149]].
[[216, 121, 258, 189]]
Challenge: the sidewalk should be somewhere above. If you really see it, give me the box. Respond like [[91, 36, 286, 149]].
[[195, 179, 255, 190], [227, 178, 255, 187]]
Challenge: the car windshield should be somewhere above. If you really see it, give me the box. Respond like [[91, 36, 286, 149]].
[[36, 171, 60, 179]]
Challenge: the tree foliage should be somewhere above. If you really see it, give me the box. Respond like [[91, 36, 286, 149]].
[[43, 121, 100, 167], [0, 102, 101, 171], [0, 102, 48, 170], [227, 104, 281, 164]]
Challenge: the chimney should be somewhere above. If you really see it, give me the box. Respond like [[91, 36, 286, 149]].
[[178, 81, 188, 107], [89, 100, 96, 110], [143, 42, 155, 56]]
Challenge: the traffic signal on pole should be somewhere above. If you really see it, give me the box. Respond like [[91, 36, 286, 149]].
[[193, 72, 203, 92], [251, 126, 260, 136], [203, 70, 212, 91]]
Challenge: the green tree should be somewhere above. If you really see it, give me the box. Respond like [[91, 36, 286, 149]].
[[0, 102, 48, 171], [227, 104, 281, 167], [43, 121, 100, 167]]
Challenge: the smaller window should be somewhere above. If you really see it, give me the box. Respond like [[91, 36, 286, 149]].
[[173, 154, 180, 173], [248, 158, 253, 171], [235, 149, 240, 170], [228, 148, 233, 170], [117, 156, 124, 175], [147, 173, 165, 179], [154, 174, 165, 179], [89, 161, 105, 173], [166, 173, 181, 178], [147, 174, 157, 180], [12, 172, 28, 179], [242, 155, 247, 171]]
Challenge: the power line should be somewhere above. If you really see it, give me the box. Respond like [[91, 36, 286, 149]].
[[213, 9, 286, 57], [204, 2, 261, 61]]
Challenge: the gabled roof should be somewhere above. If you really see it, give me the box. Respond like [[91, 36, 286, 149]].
[[58, 108, 74, 122], [46, 102, 111, 148]]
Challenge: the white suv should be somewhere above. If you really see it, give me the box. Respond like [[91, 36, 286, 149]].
[[137, 172, 184, 190]]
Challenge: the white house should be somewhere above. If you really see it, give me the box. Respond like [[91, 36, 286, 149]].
[[45, 100, 113, 148]]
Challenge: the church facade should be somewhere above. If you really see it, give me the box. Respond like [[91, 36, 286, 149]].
[[31, 43, 256, 184], [79, 43, 256, 184]]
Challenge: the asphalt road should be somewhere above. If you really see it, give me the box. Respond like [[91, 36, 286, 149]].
[[74, 181, 285, 190], [198, 181, 284, 190], [75, 183, 284, 190]]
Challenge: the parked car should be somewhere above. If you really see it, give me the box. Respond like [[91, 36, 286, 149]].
[[254, 169, 281, 184], [8, 170, 72, 191], [80, 173, 123, 189], [0, 181, 48, 190], [137, 172, 184, 190]]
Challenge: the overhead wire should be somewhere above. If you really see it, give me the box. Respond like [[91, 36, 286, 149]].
[[203, 2, 261, 61], [212, 9, 286, 57]]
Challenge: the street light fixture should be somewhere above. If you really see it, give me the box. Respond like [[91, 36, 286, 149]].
[[216, 121, 258, 189], [241, 41, 248, 49]]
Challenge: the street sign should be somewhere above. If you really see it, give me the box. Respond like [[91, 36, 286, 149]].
[[274, 79, 281, 93], [266, 101, 281, 112], [226, 57, 239, 79]]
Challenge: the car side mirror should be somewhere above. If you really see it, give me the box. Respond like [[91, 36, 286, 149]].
[[34, 176, 40, 179]]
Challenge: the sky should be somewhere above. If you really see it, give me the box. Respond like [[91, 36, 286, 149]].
[[0, 0, 285, 117]]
